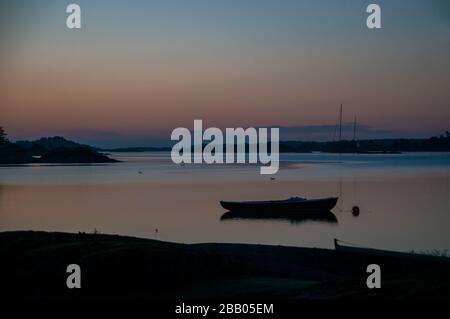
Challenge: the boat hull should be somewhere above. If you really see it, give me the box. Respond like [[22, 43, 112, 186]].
[[220, 197, 338, 213]]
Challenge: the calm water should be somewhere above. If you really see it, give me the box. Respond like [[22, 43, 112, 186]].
[[1, 152, 450, 251]]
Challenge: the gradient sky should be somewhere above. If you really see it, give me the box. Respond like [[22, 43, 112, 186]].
[[1, 0, 450, 147]]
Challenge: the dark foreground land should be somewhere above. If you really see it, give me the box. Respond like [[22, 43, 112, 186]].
[[0, 231, 449, 300]]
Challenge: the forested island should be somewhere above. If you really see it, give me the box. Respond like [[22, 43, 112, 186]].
[[0, 127, 117, 164]]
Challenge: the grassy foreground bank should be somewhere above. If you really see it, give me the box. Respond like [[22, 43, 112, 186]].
[[0, 231, 449, 299]]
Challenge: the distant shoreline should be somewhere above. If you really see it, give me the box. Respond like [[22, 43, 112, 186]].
[[103, 136, 450, 153], [2, 134, 449, 165]]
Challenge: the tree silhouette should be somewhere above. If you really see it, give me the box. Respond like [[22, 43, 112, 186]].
[[0, 126, 9, 145]]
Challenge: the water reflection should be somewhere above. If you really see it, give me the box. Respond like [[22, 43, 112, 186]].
[[1, 152, 450, 250], [220, 210, 338, 225]]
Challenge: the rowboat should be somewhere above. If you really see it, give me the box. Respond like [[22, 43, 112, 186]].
[[220, 197, 338, 213]]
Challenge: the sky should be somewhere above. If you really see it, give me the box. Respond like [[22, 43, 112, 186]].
[[1, 0, 450, 147]]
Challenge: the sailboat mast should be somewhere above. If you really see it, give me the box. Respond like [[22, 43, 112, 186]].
[[339, 104, 343, 141], [353, 116, 357, 141]]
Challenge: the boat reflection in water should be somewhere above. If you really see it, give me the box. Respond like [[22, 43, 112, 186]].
[[220, 210, 338, 225], [219, 196, 338, 225]]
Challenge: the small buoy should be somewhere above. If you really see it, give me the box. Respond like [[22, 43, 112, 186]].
[[270, 177, 276, 181], [138, 171, 142, 174], [352, 206, 360, 217]]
